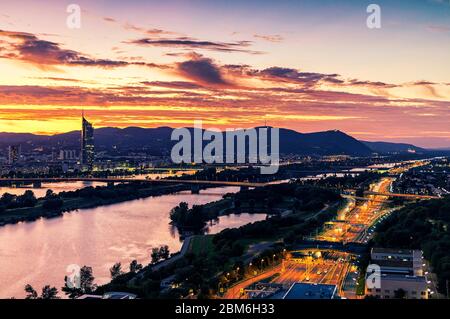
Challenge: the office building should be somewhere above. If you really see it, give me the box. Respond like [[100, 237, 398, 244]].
[[80, 114, 94, 169], [365, 247, 428, 299]]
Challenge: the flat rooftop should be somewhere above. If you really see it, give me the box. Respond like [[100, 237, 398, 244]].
[[371, 247, 414, 256], [282, 283, 337, 299], [377, 259, 414, 268], [380, 274, 427, 283]]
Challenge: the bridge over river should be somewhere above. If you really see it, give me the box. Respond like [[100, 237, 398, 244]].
[[0, 178, 441, 199]]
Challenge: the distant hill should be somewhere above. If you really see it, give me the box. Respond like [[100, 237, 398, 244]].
[[0, 126, 425, 157], [276, 128, 372, 156], [362, 141, 426, 154]]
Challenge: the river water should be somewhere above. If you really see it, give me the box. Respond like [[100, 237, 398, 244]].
[[0, 172, 195, 198], [0, 166, 373, 298], [0, 186, 266, 298]]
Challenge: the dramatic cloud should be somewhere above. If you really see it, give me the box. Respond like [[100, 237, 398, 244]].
[[0, 30, 164, 70], [130, 36, 262, 54], [347, 79, 398, 88], [175, 54, 230, 86], [224, 65, 342, 87], [258, 67, 341, 85]]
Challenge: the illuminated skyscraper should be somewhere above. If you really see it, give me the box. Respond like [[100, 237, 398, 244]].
[[7, 145, 20, 165], [80, 113, 94, 170]]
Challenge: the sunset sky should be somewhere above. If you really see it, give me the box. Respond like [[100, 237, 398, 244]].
[[0, 0, 449, 147]]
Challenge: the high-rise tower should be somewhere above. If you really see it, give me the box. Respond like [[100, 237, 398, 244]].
[[7, 145, 21, 165], [80, 112, 94, 170]]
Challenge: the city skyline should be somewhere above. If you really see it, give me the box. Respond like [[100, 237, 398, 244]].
[[0, 0, 449, 148]]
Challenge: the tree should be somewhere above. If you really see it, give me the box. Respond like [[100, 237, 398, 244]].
[[18, 190, 37, 207], [170, 202, 189, 225], [1, 193, 15, 208], [24, 284, 59, 299], [110, 262, 124, 280], [79, 266, 96, 294], [151, 247, 160, 264], [41, 285, 59, 299], [130, 260, 143, 273], [159, 245, 170, 260], [24, 284, 38, 299], [45, 189, 54, 198], [62, 265, 96, 299], [42, 196, 64, 210]]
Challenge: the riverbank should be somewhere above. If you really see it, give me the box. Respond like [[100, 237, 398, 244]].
[[0, 183, 195, 226], [0, 185, 247, 298], [99, 183, 344, 298]]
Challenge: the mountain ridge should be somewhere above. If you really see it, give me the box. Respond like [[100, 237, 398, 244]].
[[0, 126, 427, 156]]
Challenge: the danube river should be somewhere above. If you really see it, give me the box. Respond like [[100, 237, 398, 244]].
[[0, 186, 266, 298], [0, 172, 194, 198]]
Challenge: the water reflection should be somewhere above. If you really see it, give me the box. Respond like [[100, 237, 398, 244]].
[[0, 186, 265, 298]]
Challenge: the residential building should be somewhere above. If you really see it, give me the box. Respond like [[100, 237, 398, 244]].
[[8, 145, 20, 164], [59, 149, 78, 161]]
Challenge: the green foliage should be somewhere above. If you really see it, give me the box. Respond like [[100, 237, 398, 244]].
[[373, 197, 450, 296], [0, 191, 37, 209], [169, 202, 207, 231]]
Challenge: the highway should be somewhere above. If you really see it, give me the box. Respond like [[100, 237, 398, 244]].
[[221, 160, 435, 299], [220, 178, 394, 299], [318, 177, 394, 244], [223, 177, 397, 299], [223, 265, 282, 299]]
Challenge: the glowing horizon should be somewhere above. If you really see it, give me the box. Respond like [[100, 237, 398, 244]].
[[0, 0, 449, 148]]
